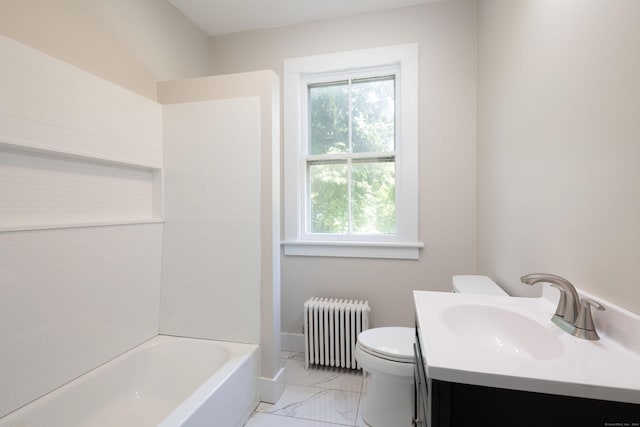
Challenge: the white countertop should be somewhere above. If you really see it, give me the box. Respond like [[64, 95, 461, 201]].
[[413, 290, 640, 404]]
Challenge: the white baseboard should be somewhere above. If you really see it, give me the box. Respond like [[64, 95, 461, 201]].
[[281, 332, 305, 353], [259, 367, 285, 404]]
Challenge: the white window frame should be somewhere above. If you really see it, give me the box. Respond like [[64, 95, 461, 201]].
[[283, 44, 422, 259]]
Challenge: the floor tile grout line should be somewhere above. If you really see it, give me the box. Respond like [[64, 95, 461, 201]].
[[260, 384, 363, 398], [247, 412, 352, 427], [269, 412, 356, 426], [353, 379, 364, 427], [281, 380, 364, 393]]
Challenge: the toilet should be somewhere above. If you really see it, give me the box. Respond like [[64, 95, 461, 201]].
[[451, 274, 509, 296], [355, 327, 415, 427], [355, 275, 507, 427]]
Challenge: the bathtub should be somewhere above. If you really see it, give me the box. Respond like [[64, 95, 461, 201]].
[[0, 336, 260, 427]]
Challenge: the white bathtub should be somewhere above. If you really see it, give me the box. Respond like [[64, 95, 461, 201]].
[[0, 336, 260, 427]]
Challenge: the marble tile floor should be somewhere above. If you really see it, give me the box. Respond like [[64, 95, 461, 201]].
[[244, 352, 370, 427]]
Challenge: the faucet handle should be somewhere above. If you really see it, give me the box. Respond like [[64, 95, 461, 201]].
[[573, 298, 605, 340], [549, 283, 567, 318]]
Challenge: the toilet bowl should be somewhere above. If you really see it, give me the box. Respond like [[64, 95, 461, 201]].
[[355, 327, 415, 427], [355, 275, 507, 427]]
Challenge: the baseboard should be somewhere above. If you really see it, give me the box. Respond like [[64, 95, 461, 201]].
[[281, 332, 305, 353], [259, 367, 285, 404]]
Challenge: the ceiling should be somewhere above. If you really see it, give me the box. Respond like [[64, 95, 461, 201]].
[[168, 0, 440, 36]]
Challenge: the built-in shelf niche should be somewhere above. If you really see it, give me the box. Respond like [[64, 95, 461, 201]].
[[0, 137, 163, 232]]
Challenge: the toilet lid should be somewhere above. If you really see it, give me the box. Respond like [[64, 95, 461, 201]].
[[452, 275, 508, 296], [357, 327, 415, 362]]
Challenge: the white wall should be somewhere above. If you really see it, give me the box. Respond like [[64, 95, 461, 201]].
[[0, 0, 215, 100], [0, 2, 285, 409], [0, 35, 163, 417], [160, 97, 262, 343], [477, 0, 640, 314], [208, 0, 478, 333], [158, 71, 282, 386]]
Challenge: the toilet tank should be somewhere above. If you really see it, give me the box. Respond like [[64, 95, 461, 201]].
[[452, 275, 508, 296]]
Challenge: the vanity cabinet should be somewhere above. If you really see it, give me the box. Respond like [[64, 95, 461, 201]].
[[413, 328, 640, 427]]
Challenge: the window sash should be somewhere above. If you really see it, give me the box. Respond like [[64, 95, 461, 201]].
[[305, 156, 396, 236], [302, 70, 398, 239]]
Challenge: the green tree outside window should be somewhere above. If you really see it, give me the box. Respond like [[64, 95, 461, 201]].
[[307, 76, 396, 235]]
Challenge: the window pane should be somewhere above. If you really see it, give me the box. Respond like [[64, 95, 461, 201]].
[[308, 82, 349, 155], [351, 77, 395, 153], [351, 160, 396, 234], [308, 162, 348, 233]]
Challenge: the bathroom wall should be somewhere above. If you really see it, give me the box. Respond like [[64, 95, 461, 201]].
[[158, 71, 282, 391], [208, 0, 478, 334], [160, 96, 261, 343], [0, 0, 214, 100], [477, 0, 640, 314], [0, 35, 163, 417]]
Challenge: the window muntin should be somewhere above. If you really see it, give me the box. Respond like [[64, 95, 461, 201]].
[[305, 75, 397, 237]]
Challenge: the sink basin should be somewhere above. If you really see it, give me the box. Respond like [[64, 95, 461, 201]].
[[442, 304, 564, 360]]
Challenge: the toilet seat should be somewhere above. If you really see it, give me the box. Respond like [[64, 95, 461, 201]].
[[357, 327, 414, 363]]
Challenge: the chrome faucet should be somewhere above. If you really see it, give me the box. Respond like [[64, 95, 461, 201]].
[[521, 273, 580, 323], [520, 273, 604, 340]]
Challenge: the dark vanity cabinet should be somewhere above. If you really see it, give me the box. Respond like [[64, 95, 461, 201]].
[[413, 342, 428, 427], [413, 328, 640, 427]]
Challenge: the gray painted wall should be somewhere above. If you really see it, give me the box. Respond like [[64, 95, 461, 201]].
[[208, 0, 479, 332], [477, 0, 640, 314], [0, 0, 215, 100]]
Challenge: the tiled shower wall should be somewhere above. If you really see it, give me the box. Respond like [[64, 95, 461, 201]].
[[0, 35, 163, 417], [0, 36, 161, 163], [160, 98, 261, 344]]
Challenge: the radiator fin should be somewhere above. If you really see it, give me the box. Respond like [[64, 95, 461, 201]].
[[303, 297, 370, 370]]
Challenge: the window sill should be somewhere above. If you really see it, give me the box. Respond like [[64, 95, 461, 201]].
[[282, 240, 423, 260]]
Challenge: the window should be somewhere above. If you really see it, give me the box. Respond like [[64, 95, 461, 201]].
[[307, 74, 396, 235], [283, 44, 422, 259]]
